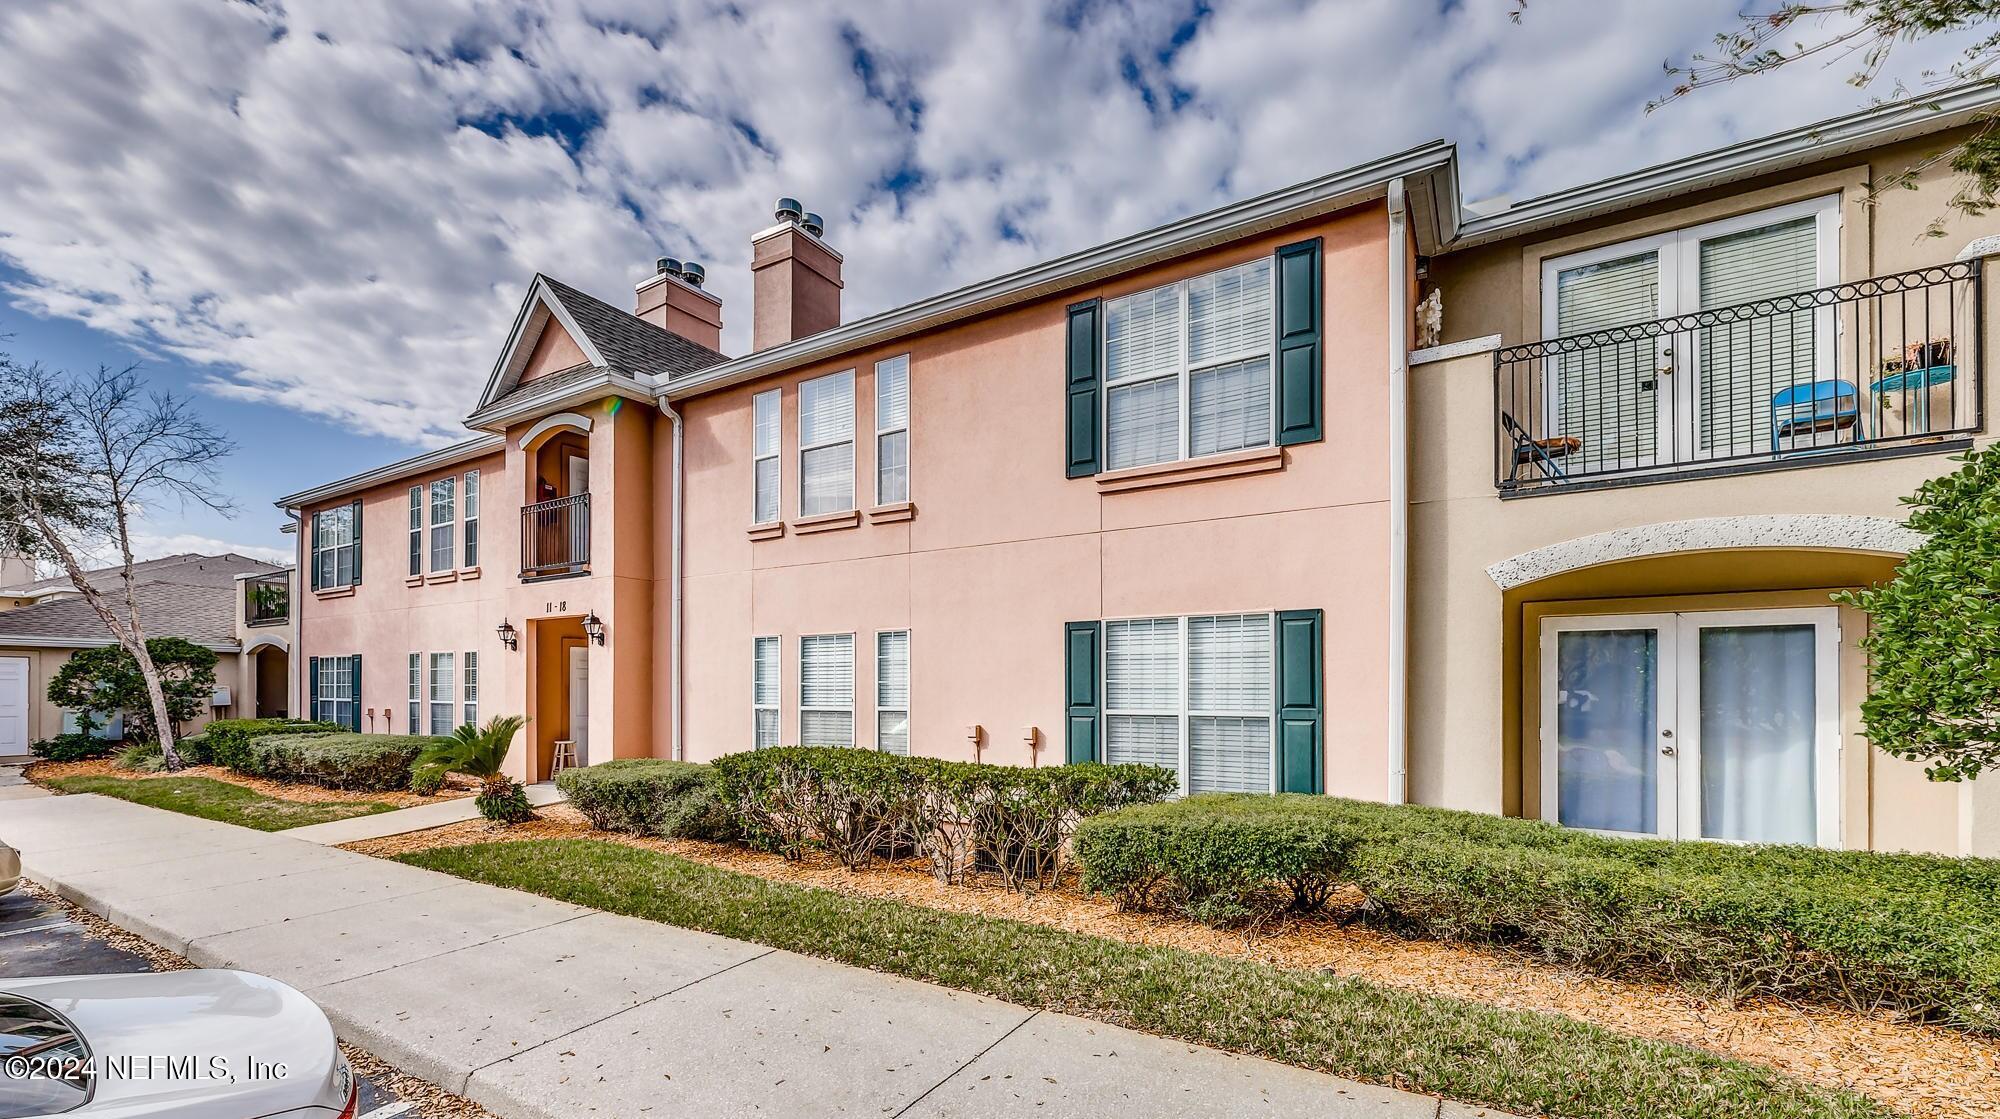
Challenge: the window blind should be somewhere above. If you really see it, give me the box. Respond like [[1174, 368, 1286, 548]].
[[876, 355, 908, 430], [429, 652, 455, 735], [1188, 613, 1274, 793], [1697, 216, 1818, 455], [799, 371, 855, 517], [463, 471, 480, 568], [1189, 357, 1272, 456], [1106, 377, 1179, 470], [463, 650, 478, 728], [876, 630, 909, 756], [1105, 285, 1180, 384], [429, 477, 455, 572], [877, 355, 909, 505], [1105, 618, 1181, 775], [799, 370, 855, 446], [1555, 250, 1662, 467], [753, 389, 781, 524], [752, 635, 779, 749], [407, 652, 421, 734], [800, 633, 854, 747], [1187, 258, 1271, 365]]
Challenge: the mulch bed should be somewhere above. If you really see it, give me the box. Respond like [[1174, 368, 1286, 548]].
[[26, 758, 470, 807], [346, 805, 2000, 1119]]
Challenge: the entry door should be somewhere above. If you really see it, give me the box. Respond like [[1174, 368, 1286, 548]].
[[1542, 196, 1838, 468], [0, 657, 26, 756], [568, 646, 589, 766], [1540, 608, 1839, 846]]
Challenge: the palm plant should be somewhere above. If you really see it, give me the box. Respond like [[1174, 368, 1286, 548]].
[[414, 715, 533, 824]]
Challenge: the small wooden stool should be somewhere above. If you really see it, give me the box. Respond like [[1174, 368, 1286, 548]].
[[550, 739, 577, 776]]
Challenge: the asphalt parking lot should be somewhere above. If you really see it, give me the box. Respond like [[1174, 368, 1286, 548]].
[[0, 878, 412, 1117]]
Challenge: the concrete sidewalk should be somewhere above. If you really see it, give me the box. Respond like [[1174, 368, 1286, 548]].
[[283, 781, 566, 845], [3, 794, 1496, 1119]]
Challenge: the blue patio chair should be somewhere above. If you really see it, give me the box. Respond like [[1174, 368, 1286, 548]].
[[1769, 380, 1861, 452]]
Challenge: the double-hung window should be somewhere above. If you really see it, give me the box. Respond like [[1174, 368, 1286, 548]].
[[752, 636, 780, 749], [429, 477, 456, 572], [875, 630, 909, 755], [799, 633, 854, 746], [798, 371, 855, 516], [463, 470, 480, 567], [462, 650, 478, 728], [311, 503, 359, 590], [408, 486, 423, 576], [429, 652, 455, 735], [1103, 613, 1275, 793], [875, 356, 909, 505], [752, 389, 781, 524], [1103, 258, 1274, 470], [316, 655, 357, 727], [407, 653, 421, 733]]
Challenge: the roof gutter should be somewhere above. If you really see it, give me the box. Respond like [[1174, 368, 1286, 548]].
[[655, 141, 1457, 403]]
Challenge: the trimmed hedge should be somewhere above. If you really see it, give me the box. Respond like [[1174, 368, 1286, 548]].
[[236, 732, 434, 792], [710, 747, 1175, 888], [1073, 794, 2000, 1031], [557, 759, 736, 841], [204, 717, 344, 771]]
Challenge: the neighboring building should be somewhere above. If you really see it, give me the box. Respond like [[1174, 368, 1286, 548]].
[[281, 82, 2000, 855], [0, 553, 286, 754]]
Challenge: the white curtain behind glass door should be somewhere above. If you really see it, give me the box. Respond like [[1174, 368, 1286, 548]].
[[1697, 624, 1817, 844], [1553, 629, 1659, 834]]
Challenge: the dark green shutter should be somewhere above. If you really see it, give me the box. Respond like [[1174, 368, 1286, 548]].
[[350, 499, 363, 585], [350, 655, 363, 731], [308, 513, 322, 591], [307, 656, 320, 723], [1064, 621, 1100, 764], [1274, 238, 1323, 445], [1276, 609, 1323, 793], [1065, 299, 1101, 478]]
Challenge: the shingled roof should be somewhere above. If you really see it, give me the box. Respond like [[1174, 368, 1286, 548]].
[[0, 552, 283, 648], [539, 276, 728, 379]]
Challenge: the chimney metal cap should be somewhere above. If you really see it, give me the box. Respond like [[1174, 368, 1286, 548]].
[[801, 212, 825, 238], [655, 256, 682, 277], [679, 261, 706, 288], [774, 197, 804, 223]]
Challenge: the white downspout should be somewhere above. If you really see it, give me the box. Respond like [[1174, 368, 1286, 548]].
[[662, 400, 686, 761], [1386, 178, 1411, 804]]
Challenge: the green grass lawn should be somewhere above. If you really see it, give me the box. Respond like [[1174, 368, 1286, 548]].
[[45, 775, 397, 832], [400, 838, 1890, 1119]]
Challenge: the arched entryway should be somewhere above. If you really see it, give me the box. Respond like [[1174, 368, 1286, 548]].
[[246, 638, 290, 719]]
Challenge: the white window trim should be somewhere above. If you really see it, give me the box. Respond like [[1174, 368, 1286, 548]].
[[463, 649, 479, 728], [875, 629, 910, 754], [318, 655, 356, 727], [875, 355, 909, 506], [408, 485, 424, 577], [463, 470, 480, 569], [429, 477, 456, 572], [799, 631, 855, 747], [1101, 612, 1278, 796], [752, 635, 780, 749], [407, 652, 421, 735], [1100, 260, 1277, 471], [752, 389, 781, 526], [798, 370, 856, 516], [1537, 606, 1841, 847], [313, 506, 358, 590], [429, 651, 456, 736]]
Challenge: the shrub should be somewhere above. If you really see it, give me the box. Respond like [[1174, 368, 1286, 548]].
[[413, 716, 532, 824], [45, 637, 217, 744], [237, 732, 433, 792], [113, 740, 165, 772], [29, 732, 119, 763], [1073, 794, 2000, 1030], [204, 718, 343, 771], [408, 765, 446, 796], [475, 777, 535, 824], [557, 759, 736, 841], [710, 748, 1175, 887]]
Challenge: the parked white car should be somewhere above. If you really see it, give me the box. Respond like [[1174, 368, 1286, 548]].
[[0, 970, 354, 1118], [0, 842, 17, 897]]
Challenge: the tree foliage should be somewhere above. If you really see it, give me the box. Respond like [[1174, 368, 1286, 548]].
[[47, 637, 219, 744], [1836, 444, 2000, 780]]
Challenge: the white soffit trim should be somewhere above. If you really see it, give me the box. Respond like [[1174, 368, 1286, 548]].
[[519, 411, 594, 448], [1486, 514, 1923, 590], [1453, 79, 2000, 250]]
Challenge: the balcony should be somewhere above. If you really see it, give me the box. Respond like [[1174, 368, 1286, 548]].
[[243, 573, 289, 627], [521, 493, 590, 579], [1495, 261, 1982, 493]]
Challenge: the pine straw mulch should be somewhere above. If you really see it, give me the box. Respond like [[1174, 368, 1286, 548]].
[[25, 758, 471, 807], [345, 805, 2000, 1119]]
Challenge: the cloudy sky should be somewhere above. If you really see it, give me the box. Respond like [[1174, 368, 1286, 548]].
[[0, 0, 1984, 564]]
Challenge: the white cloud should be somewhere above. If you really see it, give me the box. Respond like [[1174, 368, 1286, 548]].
[[0, 0, 1988, 450]]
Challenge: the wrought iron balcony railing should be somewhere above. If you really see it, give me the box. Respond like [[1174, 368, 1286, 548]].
[[521, 493, 590, 578], [1495, 261, 1983, 492], [243, 573, 289, 627]]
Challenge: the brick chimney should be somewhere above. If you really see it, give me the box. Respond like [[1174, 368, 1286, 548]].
[[635, 257, 724, 351], [751, 198, 842, 349]]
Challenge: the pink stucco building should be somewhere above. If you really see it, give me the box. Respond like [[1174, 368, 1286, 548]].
[[281, 86, 2000, 853]]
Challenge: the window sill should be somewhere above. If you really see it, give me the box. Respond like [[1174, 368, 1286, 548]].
[[747, 521, 786, 541], [425, 571, 459, 585], [313, 585, 356, 600], [459, 566, 481, 580], [404, 575, 424, 588], [867, 501, 916, 524], [794, 509, 861, 535], [1095, 445, 1285, 493]]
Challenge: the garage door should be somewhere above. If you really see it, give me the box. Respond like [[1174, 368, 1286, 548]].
[[0, 657, 26, 756]]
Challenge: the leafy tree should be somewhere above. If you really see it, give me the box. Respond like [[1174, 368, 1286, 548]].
[[1836, 445, 2000, 779], [0, 358, 235, 771], [1659, 0, 2000, 237], [414, 715, 535, 823], [47, 638, 220, 745]]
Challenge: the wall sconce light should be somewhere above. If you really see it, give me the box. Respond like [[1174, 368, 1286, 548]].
[[497, 620, 518, 651], [582, 611, 606, 646]]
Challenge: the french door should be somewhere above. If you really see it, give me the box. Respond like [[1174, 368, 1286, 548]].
[[1539, 608, 1840, 846], [1542, 195, 1840, 471]]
